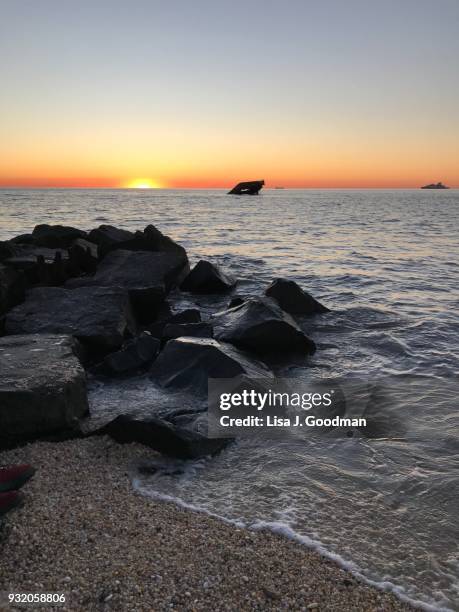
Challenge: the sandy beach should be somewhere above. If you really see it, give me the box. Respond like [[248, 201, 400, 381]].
[[0, 437, 415, 612]]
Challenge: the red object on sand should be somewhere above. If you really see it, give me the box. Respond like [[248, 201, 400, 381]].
[[0, 464, 36, 492], [0, 490, 23, 516]]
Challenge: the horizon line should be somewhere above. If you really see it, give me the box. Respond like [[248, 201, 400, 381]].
[[0, 185, 457, 190]]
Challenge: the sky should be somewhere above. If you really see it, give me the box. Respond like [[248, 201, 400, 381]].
[[0, 0, 458, 189]]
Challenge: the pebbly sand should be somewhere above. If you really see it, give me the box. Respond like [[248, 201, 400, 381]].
[[0, 437, 415, 612]]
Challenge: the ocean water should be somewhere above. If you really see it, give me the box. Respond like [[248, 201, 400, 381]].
[[1, 189, 458, 610]]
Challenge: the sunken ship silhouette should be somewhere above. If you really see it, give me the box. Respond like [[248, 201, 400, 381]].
[[228, 180, 264, 195]]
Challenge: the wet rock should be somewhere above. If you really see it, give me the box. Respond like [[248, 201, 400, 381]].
[[66, 249, 187, 322], [4, 286, 135, 357], [265, 278, 329, 315], [0, 334, 89, 448], [87, 225, 135, 253], [162, 322, 213, 341], [180, 260, 236, 294], [0, 265, 26, 316], [32, 224, 87, 248], [93, 332, 160, 377], [150, 337, 272, 395], [99, 412, 229, 459], [212, 297, 316, 356]]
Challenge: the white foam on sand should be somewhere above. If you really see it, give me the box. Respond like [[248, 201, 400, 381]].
[[132, 479, 453, 612]]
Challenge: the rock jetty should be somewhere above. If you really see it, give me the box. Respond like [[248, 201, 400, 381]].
[[0, 222, 329, 457]]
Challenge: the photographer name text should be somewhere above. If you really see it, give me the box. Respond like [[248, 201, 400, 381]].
[[219, 414, 366, 428]]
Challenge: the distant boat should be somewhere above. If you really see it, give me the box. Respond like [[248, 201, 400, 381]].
[[421, 182, 449, 189], [228, 180, 264, 195], [274, 186, 285, 189]]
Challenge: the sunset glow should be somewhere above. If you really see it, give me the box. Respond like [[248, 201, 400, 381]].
[[125, 179, 162, 189], [0, 2, 458, 189]]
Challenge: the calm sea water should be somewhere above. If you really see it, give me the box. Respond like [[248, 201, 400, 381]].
[[1, 189, 458, 610]]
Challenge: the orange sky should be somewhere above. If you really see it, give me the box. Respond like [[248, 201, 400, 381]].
[[1, 121, 458, 189], [1, 2, 458, 189], [1, 117, 458, 188], [1, 112, 458, 188]]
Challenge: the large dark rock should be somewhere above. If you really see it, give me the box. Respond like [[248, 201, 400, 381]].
[[66, 249, 188, 322], [0, 334, 89, 448], [99, 224, 187, 259], [162, 322, 213, 341], [180, 260, 236, 294], [150, 337, 272, 395], [99, 413, 229, 459], [265, 278, 329, 315], [0, 265, 26, 316], [68, 238, 99, 273], [4, 286, 135, 357], [94, 249, 187, 292], [87, 225, 135, 252], [0, 241, 16, 263], [212, 297, 316, 356], [10, 234, 34, 245], [32, 224, 87, 248], [93, 332, 160, 377]]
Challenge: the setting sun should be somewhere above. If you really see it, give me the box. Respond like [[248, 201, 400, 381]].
[[125, 178, 162, 189]]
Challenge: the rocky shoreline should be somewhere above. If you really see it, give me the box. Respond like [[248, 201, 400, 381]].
[[0, 222, 325, 454], [0, 222, 415, 610]]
